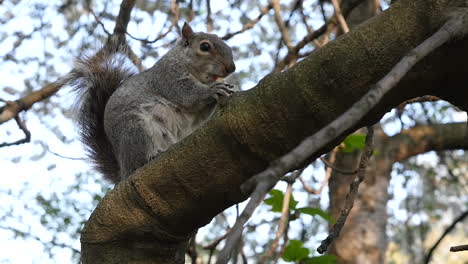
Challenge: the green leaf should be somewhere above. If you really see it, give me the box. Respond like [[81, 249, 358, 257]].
[[282, 240, 310, 262], [342, 133, 366, 152], [264, 189, 298, 212], [296, 207, 335, 224], [303, 255, 337, 264]]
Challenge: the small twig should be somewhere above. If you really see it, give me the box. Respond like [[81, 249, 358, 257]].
[[188, 0, 194, 22], [222, 3, 273, 40], [186, 234, 198, 264], [450, 244, 468, 252], [125, 0, 179, 44], [126, 20, 170, 44], [88, 8, 112, 36], [203, 229, 231, 250], [373, 0, 382, 15], [318, 20, 337, 48], [0, 225, 80, 255], [48, 150, 84, 161], [0, 76, 71, 125], [318, 0, 327, 23], [299, 176, 320, 194], [240, 247, 248, 264], [272, 0, 303, 70], [298, 1, 321, 47], [320, 157, 357, 176], [125, 46, 145, 72], [274, 0, 366, 71], [280, 168, 305, 183], [331, 0, 350, 33], [259, 183, 293, 263], [317, 126, 374, 253], [271, 0, 293, 49], [396, 95, 440, 112], [205, 229, 231, 264], [170, 0, 180, 35], [299, 148, 349, 195], [424, 210, 468, 264], [206, 0, 213, 32], [0, 115, 31, 148], [216, 188, 269, 263], [278, 221, 290, 259], [324, 149, 337, 184]]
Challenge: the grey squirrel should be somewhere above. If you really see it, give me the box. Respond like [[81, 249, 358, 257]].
[[72, 22, 236, 183]]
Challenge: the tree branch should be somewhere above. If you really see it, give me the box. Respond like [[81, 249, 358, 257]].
[[391, 123, 468, 162], [274, 0, 366, 71], [222, 3, 273, 40], [259, 183, 293, 263], [0, 115, 31, 148], [317, 126, 374, 253], [450, 244, 468, 252], [331, 0, 350, 33], [424, 210, 468, 264]]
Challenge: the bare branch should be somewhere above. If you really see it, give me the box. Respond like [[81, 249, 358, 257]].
[[396, 95, 440, 111], [170, 0, 180, 34], [317, 126, 374, 253], [424, 210, 468, 263], [206, 0, 213, 32], [186, 235, 198, 264], [320, 155, 357, 176], [259, 183, 293, 263], [271, 0, 293, 49], [0, 78, 70, 125], [275, 0, 366, 71], [280, 168, 305, 183], [48, 150, 84, 161], [222, 3, 273, 40], [0, 115, 31, 148], [331, 0, 350, 33], [203, 229, 231, 251], [299, 148, 353, 195], [127, 1, 179, 44], [188, 0, 194, 22], [88, 8, 112, 37], [450, 244, 468, 252], [272, 0, 305, 70]]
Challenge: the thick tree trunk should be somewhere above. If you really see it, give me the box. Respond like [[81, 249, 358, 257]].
[[328, 123, 468, 263], [81, 0, 468, 262]]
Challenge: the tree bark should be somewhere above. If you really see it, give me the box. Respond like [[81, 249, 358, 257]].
[[328, 123, 468, 263], [81, 0, 468, 262]]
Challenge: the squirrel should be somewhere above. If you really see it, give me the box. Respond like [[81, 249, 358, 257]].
[[71, 22, 236, 184]]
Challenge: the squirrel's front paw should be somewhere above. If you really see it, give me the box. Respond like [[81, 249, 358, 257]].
[[210, 82, 235, 105]]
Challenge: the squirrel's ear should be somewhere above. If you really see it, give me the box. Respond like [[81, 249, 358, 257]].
[[181, 22, 194, 44]]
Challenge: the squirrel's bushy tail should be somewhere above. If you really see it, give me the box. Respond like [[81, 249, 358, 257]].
[[70, 43, 135, 183]]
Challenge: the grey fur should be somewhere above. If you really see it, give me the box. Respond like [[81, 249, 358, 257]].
[[74, 23, 236, 183]]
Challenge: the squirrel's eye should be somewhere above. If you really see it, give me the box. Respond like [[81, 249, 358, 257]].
[[200, 42, 211, 52]]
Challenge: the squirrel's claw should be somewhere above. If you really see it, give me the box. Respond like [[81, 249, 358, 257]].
[[211, 82, 235, 105]]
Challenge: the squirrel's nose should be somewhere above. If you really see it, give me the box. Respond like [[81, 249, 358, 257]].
[[226, 63, 236, 74]]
